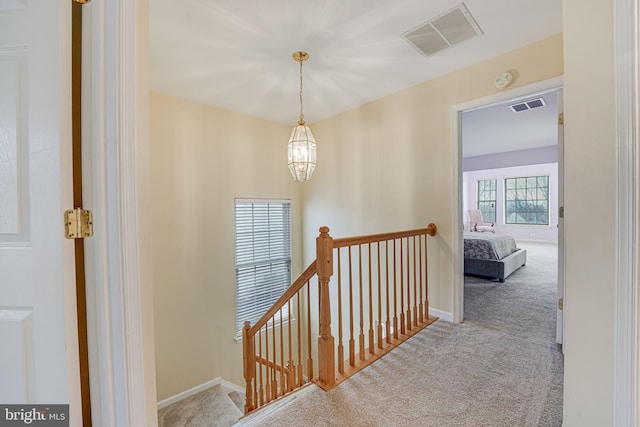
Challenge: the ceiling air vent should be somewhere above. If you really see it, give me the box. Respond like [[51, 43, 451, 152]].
[[509, 97, 547, 113], [402, 3, 483, 58]]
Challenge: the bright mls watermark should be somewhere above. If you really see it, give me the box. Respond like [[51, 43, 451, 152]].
[[0, 405, 68, 426]]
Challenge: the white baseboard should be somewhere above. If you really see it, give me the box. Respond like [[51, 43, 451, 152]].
[[429, 308, 453, 322], [235, 383, 317, 426], [220, 378, 245, 395], [157, 377, 245, 410], [516, 239, 558, 245]]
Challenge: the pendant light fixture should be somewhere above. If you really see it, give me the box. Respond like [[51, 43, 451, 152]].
[[287, 51, 316, 182]]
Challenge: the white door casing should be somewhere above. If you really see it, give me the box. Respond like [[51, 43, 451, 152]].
[[81, 0, 157, 425], [0, 0, 81, 423], [451, 76, 564, 323], [556, 89, 565, 350]]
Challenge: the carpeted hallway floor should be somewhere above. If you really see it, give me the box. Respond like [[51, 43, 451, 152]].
[[243, 241, 563, 426]]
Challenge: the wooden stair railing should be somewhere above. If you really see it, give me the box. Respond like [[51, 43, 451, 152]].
[[242, 223, 438, 414]]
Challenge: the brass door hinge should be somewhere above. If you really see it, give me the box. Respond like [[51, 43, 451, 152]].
[[64, 208, 93, 239], [558, 298, 563, 310], [559, 206, 564, 219], [558, 113, 564, 125]]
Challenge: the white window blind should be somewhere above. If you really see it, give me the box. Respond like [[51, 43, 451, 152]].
[[235, 199, 291, 335]]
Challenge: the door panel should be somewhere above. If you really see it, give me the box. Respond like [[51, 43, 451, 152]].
[[0, 0, 77, 406]]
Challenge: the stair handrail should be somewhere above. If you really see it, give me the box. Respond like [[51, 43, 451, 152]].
[[333, 225, 438, 248], [247, 262, 318, 337]]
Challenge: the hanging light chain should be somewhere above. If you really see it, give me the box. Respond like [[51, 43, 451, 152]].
[[298, 59, 304, 124]]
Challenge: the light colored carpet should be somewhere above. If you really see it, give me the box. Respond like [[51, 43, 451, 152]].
[[242, 241, 563, 427], [157, 385, 244, 427]]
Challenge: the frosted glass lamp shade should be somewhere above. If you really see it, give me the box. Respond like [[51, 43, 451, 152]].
[[287, 124, 316, 182]]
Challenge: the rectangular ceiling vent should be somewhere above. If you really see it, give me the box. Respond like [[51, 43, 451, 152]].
[[509, 97, 547, 113], [402, 3, 483, 58]]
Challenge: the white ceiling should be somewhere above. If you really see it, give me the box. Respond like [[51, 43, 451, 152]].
[[150, 0, 562, 127], [462, 90, 559, 158]]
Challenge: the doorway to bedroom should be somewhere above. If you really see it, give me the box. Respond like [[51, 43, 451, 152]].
[[458, 85, 565, 344]]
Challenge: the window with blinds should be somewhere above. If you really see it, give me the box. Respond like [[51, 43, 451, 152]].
[[235, 199, 291, 336]]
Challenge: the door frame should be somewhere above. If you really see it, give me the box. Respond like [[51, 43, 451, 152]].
[[613, 0, 639, 424], [450, 76, 564, 324], [80, 0, 156, 425]]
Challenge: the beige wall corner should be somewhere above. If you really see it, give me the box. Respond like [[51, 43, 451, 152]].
[[149, 92, 302, 400]]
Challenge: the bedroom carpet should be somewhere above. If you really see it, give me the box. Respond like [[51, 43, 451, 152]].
[[240, 242, 563, 427]]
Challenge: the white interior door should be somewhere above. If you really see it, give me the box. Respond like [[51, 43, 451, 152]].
[[556, 88, 565, 350], [0, 0, 80, 414]]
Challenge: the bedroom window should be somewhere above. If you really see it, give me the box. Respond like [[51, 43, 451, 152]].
[[235, 199, 291, 337], [477, 179, 497, 223], [505, 176, 549, 225]]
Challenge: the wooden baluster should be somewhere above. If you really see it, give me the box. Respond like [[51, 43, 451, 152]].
[[287, 300, 295, 391], [393, 239, 399, 339], [265, 323, 271, 403], [399, 238, 406, 335], [306, 281, 313, 381], [418, 234, 424, 324], [279, 308, 285, 395], [242, 321, 255, 414], [297, 292, 304, 387], [272, 316, 278, 398], [377, 242, 383, 349], [368, 243, 375, 354], [348, 246, 355, 366], [287, 299, 296, 391], [385, 240, 391, 344], [405, 237, 412, 332], [316, 227, 336, 388], [337, 248, 345, 374], [412, 236, 418, 327], [358, 245, 365, 361], [258, 328, 264, 406]]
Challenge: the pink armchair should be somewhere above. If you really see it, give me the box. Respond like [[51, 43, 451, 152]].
[[468, 209, 496, 232]]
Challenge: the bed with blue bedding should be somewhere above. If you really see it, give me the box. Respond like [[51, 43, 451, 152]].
[[464, 232, 527, 282]]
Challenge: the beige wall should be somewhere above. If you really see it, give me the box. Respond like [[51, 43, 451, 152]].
[[302, 34, 564, 314], [150, 92, 303, 400], [562, 0, 616, 425]]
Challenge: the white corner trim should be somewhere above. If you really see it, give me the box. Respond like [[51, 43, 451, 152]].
[[429, 308, 453, 323], [118, 1, 148, 425], [157, 378, 245, 410], [82, 0, 150, 426], [613, 0, 639, 425]]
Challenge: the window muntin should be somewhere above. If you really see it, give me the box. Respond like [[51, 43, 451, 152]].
[[505, 176, 549, 225], [235, 199, 291, 335], [477, 179, 497, 223]]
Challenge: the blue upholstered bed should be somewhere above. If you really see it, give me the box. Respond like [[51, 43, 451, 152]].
[[464, 232, 527, 282]]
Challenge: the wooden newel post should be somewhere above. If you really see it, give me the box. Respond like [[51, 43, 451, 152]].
[[316, 226, 336, 388], [242, 321, 255, 414]]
